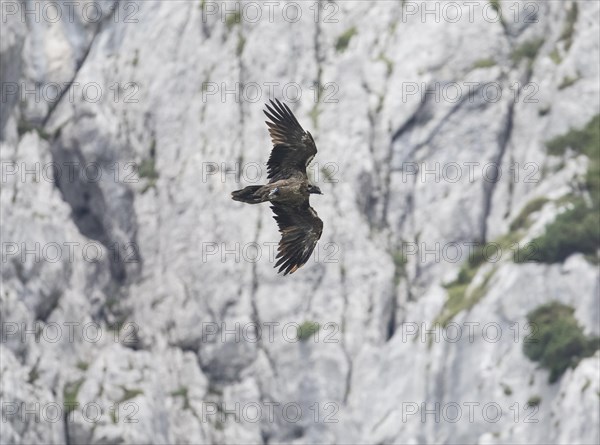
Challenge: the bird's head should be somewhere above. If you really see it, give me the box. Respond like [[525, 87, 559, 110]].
[[308, 184, 323, 195]]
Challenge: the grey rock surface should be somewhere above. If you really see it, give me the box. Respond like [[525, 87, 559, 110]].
[[1, 1, 599, 444]]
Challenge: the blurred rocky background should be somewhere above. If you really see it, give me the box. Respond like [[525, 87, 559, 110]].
[[1, 0, 599, 443]]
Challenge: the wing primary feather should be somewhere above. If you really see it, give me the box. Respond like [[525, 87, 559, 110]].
[[270, 202, 323, 275]]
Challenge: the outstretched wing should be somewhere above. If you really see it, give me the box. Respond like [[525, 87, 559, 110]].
[[271, 201, 323, 275], [264, 99, 317, 183]]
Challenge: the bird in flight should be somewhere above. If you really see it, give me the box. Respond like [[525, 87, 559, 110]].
[[232, 99, 323, 275]]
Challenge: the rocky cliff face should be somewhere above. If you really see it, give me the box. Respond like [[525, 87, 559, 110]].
[[1, 1, 599, 444]]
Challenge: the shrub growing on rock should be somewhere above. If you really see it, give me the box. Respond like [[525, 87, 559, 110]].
[[520, 115, 600, 263], [523, 302, 599, 383], [297, 321, 320, 341]]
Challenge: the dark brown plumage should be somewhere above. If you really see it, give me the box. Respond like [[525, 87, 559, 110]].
[[263, 100, 317, 182], [231, 99, 323, 275]]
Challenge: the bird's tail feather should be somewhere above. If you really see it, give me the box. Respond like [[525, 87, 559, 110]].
[[231, 185, 265, 204]]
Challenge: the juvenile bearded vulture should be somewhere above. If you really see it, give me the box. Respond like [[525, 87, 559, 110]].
[[231, 99, 323, 275]]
